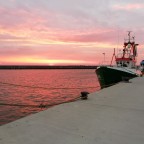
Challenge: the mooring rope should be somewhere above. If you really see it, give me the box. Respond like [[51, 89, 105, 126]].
[[0, 96, 80, 108]]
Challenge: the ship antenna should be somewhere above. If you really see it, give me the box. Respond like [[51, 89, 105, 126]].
[[127, 31, 132, 42], [132, 32, 135, 42]]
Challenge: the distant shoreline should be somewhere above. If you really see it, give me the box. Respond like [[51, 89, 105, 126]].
[[0, 65, 97, 69]]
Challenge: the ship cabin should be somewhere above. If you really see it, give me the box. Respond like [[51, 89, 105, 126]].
[[115, 54, 136, 68]]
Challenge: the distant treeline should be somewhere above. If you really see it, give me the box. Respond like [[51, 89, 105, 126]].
[[0, 65, 98, 69]]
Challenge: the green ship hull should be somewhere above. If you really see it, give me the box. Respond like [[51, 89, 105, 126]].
[[96, 66, 138, 89]]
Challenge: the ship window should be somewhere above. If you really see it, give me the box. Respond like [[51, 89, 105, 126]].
[[117, 62, 121, 67], [123, 63, 127, 67]]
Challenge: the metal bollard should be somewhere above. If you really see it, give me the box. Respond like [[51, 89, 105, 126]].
[[80, 91, 89, 100]]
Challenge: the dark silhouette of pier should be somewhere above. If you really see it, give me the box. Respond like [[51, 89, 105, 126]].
[[0, 65, 98, 69]]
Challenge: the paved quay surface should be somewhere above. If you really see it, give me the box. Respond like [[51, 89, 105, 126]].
[[0, 77, 144, 144]]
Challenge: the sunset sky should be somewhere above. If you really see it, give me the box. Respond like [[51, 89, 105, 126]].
[[0, 0, 144, 65]]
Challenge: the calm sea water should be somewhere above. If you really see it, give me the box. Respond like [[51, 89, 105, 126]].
[[0, 69, 100, 126]]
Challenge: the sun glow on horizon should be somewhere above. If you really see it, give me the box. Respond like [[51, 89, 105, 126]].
[[0, 56, 90, 65]]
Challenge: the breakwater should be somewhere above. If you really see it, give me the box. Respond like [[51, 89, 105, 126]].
[[0, 65, 97, 69]]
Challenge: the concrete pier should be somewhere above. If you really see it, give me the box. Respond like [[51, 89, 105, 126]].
[[0, 77, 144, 144]]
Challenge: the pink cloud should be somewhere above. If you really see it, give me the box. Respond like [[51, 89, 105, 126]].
[[0, 6, 51, 32], [0, 4, 119, 45], [55, 29, 121, 44], [113, 3, 144, 11]]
